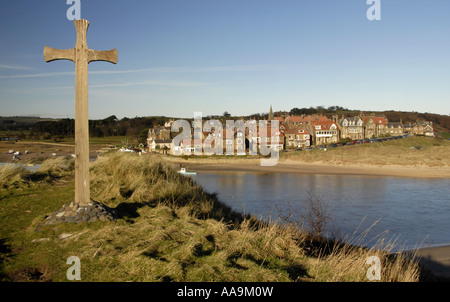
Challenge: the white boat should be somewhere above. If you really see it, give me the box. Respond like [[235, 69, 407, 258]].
[[119, 147, 135, 153], [177, 168, 197, 175]]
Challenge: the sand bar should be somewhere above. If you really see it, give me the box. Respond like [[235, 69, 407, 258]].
[[403, 245, 450, 279], [168, 158, 450, 179]]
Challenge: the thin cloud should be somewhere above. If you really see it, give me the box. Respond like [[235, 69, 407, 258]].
[[0, 64, 36, 71], [1, 80, 210, 93], [0, 64, 290, 79], [90, 80, 210, 88], [0, 71, 74, 79]]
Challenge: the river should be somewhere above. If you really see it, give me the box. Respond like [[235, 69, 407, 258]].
[[191, 172, 450, 251], [0, 162, 41, 172]]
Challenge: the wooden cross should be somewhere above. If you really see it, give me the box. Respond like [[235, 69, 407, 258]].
[[44, 19, 118, 207]]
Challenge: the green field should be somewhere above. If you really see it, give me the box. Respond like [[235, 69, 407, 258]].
[[439, 132, 450, 139]]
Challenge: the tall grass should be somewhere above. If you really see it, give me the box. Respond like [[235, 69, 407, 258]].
[[1, 152, 423, 282], [87, 153, 422, 282], [0, 157, 74, 189], [90, 153, 239, 221], [0, 164, 30, 188], [37, 156, 74, 177], [306, 221, 421, 282]]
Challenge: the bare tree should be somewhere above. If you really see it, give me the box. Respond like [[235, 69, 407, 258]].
[[301, 191, 330, 239]]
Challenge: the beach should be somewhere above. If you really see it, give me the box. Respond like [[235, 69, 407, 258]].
[[3, 138, 450, 179], [405, 245, 450, 279], [167, 157, 450, 179]]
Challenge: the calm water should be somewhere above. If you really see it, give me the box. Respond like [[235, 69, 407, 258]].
[[191, 172, 450, 251]]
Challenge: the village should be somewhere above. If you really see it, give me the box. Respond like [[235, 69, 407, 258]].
[[145, 107, 436, 155]]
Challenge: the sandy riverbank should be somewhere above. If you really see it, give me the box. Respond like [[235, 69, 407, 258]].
[[166, 157, 450, 179], [3, 141, 450, 178], [403, 245, 450, 279]]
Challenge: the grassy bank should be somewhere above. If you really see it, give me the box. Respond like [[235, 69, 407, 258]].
[[281, 136, 450, 167], [0, 152, 425, 282]]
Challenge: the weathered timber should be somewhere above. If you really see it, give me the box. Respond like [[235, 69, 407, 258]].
[[44, 19, 118, 207]]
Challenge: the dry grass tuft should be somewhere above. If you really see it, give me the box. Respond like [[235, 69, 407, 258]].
[[0, 164, 30, 188], [90, 153, 239, 221], [37, 156, 74, 176]]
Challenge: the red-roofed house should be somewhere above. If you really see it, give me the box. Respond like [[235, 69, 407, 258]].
[[361, 114, 388, 138], [310, 120, 339, 145], [257, 124, 286, 151], [286, 127, 311, 148]]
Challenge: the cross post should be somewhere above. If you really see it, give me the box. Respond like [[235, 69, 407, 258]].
[[44, 19, 118, 207]]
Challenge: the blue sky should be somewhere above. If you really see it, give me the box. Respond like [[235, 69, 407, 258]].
[[0, 0, 449, 119]]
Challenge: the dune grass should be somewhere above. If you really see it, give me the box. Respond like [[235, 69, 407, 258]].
[[0, 164, 30, 188], [0, 152, 423, 282]]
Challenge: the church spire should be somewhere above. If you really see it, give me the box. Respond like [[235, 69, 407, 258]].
[[269, 105, 274, 121]]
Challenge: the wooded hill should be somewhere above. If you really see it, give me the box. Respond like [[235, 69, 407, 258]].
[[1, 108, 449, 141]]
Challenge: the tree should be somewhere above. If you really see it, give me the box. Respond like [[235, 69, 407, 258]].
[[139, 128, 150, 144], [302, 191, 330, 239]]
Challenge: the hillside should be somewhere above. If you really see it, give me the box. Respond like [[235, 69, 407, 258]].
[[282, 136, 450, 168], [2, 110, 449, 143], [0, 153, 427, 282]]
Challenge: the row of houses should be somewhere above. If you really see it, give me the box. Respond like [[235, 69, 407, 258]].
[[280, 113, 434, 148], [147, 122, 285, 154], [146, 112, 435, 154]]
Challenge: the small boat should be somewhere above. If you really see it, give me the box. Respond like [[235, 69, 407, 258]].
[[177, 168, 197, 175]]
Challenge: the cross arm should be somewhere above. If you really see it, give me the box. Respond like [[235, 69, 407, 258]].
[[43, 46, 75, 63], [88, 49, 118, 64]]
